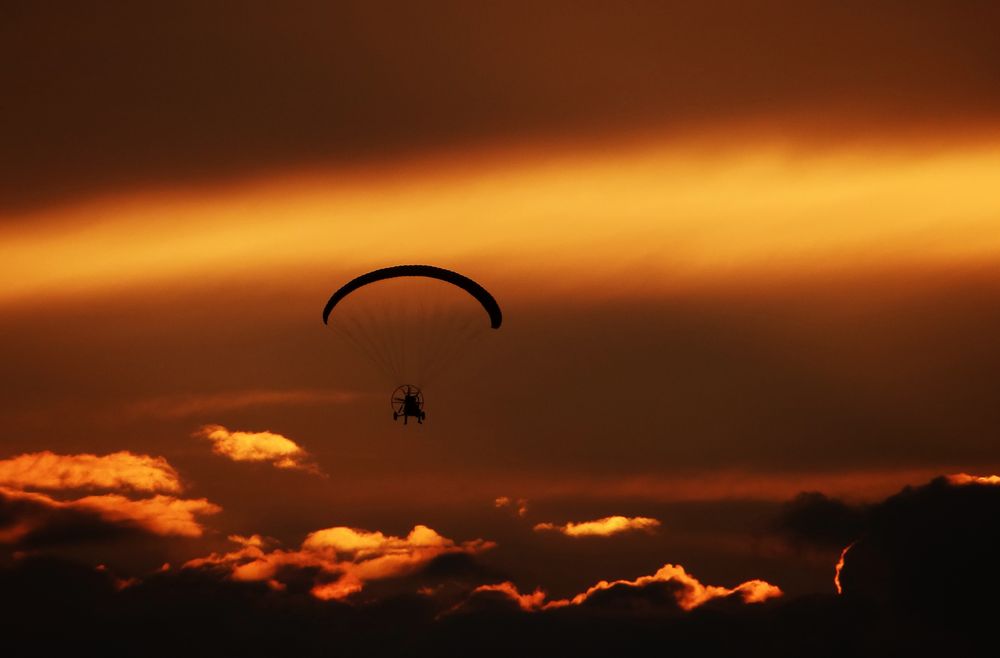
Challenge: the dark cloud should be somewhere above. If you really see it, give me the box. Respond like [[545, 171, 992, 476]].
[[0, 552, 986, 658], [838, 476, 1000, 618], [6, 470, 1000, 657], [573, 579, 688, 615], [363, 552, 509, 608], [0, 488, 206, 577], [415, 551, 506, 584], [12, 510, 144, 551], [0, 488, 146, 551], [5, 467, 997, 658], [773, 491, 867, 549], [3, 1, 999, 211], [774, 474, 1000, 632]]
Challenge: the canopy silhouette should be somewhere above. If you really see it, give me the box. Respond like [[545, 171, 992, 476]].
[[322, 265, 502, 329]]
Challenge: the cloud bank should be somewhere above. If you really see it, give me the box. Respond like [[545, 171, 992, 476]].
[[127, 388, 360, 419], [3, 472, 999, 655], [0, 450, 219, 548]]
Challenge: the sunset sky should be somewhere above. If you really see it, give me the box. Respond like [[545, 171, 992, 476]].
[[2, 2, 1000, 654]]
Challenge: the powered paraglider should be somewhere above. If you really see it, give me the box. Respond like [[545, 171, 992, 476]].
[[322, 265, 502, 422]]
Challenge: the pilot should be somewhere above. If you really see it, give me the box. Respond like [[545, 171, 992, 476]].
[[403, 394, 423, 423]]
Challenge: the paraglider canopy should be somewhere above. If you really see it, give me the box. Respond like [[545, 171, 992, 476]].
[[322, 265, 502, 388], [323, 265, 502, 329]]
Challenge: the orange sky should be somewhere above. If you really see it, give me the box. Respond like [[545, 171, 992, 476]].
[[4, 2, 1000, 619]]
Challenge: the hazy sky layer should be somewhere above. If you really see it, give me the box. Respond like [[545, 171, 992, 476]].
[[3, 1, 1000, 616]]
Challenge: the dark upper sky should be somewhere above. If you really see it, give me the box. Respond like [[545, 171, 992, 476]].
[[3, 0, 1000, 212]]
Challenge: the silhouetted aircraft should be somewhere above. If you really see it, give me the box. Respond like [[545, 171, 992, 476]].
[[391, 384, 425, 424]]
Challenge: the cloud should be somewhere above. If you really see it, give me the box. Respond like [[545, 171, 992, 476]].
[[66, 494, 221, 537], [558, 563, 782, 611], [467, 563, 781, 614], [0, 554, 881, 657], [5, 474, 1000, 656], [184, 524, 494, 600], [0, 450, 219, 546], [947, 473, 1000, 486], [494, 496, 528, 517], [0, 451, 181, 493], [835, 475, 1000, 610], [472, 582, 547, 612], [5, 482, 999, 658], [534, 515, 660, 538], [194, 424, 321, 474], [1, 489, 140, 549], [772, 474, 1000, 603], [772, 491, 866, 549], [0, 486, 220, 542]]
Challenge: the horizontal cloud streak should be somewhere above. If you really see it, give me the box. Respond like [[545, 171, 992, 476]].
[[534, 515, 660, 537], [125, 388, 361, 419], [7, 141, 1000, 306]]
